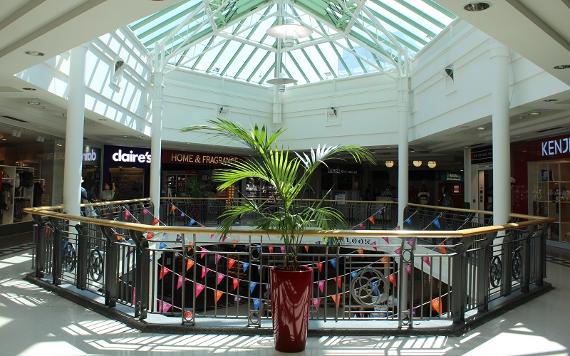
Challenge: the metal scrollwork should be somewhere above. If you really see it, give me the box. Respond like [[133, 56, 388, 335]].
[[489, 255, 502, 288], [63, 241, 76, 272], [88, 249, 104, 282], [512, 248, 522, 281], [350, 267, 389, 306]]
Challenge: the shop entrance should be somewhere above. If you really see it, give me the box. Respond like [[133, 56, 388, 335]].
[[477, 169, 493, 211], [109, 167, 144, 200]]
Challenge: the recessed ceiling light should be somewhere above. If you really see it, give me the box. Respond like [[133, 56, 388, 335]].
[[56, 143, 63, 147], [553, 64, 570, 70], [543, 99, 558, 102], [477, 126, 485, 130], [464, 2, 491, 11], [528, 111, 540, 116], [27, 100, 40, 105], [22, 87, 36, 91], [1, 138, 6, 141], [25, 50, 45, 57], [123, 135, 128, 138]]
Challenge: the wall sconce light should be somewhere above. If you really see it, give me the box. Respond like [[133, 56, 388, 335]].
[[428, 160, 437, 168], [412, 160, 422, 167], [385, 160, 394, 168]]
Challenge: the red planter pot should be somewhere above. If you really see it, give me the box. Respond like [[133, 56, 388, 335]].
[[270, 266, 313, 353]]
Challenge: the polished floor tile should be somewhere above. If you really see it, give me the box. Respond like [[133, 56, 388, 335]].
[[0, 247, 568, 356]]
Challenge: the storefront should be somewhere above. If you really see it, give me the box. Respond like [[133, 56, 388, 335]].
[[161, 150, 240, 198], [81, 146, 101, 200], [511, 134, 570, 245], [469, 146, 494, 211], [103, 145, 151, 200]]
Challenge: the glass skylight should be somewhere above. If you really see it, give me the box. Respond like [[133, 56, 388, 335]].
[[129, 0, 455, 85]]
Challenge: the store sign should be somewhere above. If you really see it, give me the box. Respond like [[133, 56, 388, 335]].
[[82, 147, 100, 165], [471, 146, 492, 164], [104, 145, 151, 167], [327, 167, 358, 175], [162, 150, 239, 166], [541, 136, 570, 157], [444, 173, 462, 182]]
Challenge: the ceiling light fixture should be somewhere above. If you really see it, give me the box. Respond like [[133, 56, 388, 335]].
[[25, 50, 45, 57], [385, 160, 394, 168], [267, 19, 312, 39], [464, 1, 491, 11], [543, 99, 558, 102], [412, 160, 422, 167], [553, 64, 570, 70], [428, 161, 437, 169], [267, 78, 297, 85], [27, 100, 40, 106], [528, 111, 540, 116], [477, 126, 485, 130], [22, 87, 36, 91]]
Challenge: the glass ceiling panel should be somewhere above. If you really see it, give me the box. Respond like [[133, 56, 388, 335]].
[[128, 0, 454, 86]]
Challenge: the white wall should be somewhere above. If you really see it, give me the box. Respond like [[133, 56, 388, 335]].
[[17, 27, 152, 135], [162, 69, 273, 148], [410, 20, 569, 142], [280, 74, 400, 149]]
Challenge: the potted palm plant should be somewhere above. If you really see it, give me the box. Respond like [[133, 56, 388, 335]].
[[183, 119, 375, 352]]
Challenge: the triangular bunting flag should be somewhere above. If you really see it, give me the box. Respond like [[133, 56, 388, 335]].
[[180, 212, 185, 217], [312, 297, 321, 309], [123, 210, 131, 220], [201, 266, 209, 279], [356, 248, 364, 255], [330, 293, 341, 308], [142, 208, 149, 216], [382, 256, 390, 266], [350, 271, 358, 279], [215, 290, 224, 304], [186, 259, 195, 271], [170, 205, 177, 213], [234, 295, 241, 303], [318, 280, 325, 293], [189, 218, 196, 226], [304, 245, 310, 253], [358, 223, 365, 229], [371, 241, 378, 251], [152, 217, 160, 225], [383, 237, 390, 244], [216, 273, 225, 286], [422, 255, 431, 266], [404, 216, 412, 225], [431, 297, 443, 315], [227, 258, 236, 270], [371, 280, 379, 296], [215, 254, 221, 264], [115, 234, 123, 242], [388, 273, 397, 287], [268, 245, 274, 254], [195, 283, 205, 297], [253, 298, 261, 310], [368, 216, 376, 224], [329, 258, 337, 269], [433, 217, 441, 229], [335, 276, 342, 289], [280, 246, 286, 254], [438, 243, 448, 254], [232, 277, 239, 290], [159, 266, 170, 280], [177, 275, 184, 290], [159, 242, 167, 249], [249, 281, 257, 293], [242, 262, 250, 273], [200, 247, 207, 260], [407, 238, 416, 247], [317, 262, 323, 273], [394, 247, 401, 255]]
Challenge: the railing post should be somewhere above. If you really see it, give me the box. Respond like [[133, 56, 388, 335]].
[[52, 220, 63, 285], [500, 232, 513, 297], [75, 224, 88, 290], [398, 239, 413, 328], [450, 237, 473, 325], [477, 233, 495, 313], [102, 228, 118, 307], [133, 231, 150, 320], [33, 217, 46, 278], [535, 225, 548, 287], [521, 229, 532, 293]]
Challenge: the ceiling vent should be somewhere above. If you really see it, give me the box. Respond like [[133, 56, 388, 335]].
[[537, 127, 562, 133]]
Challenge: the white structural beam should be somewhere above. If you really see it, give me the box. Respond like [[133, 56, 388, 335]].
[[150, 49, 165, 217], [397, 76, 410, 227], [490, 43, 511, 226], [63, 45, 87, 216], [463, 147, 471, 208]]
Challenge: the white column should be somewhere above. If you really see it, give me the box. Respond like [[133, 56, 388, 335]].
[[397, 77, 410, 228], [149, 68, 164, 216], [490, 44, 511, 226], [63, 45, 87, 215], [463, 147, 471, 209]]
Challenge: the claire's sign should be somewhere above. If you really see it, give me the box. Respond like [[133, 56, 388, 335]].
[[162, 150, 239, 166], [104, 145, 151, 167]]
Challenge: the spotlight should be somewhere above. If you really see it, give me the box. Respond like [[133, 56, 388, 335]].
[[428, 161, 437, 169], [464, 1, 491, 11], [25, 50, 45, 57], [553, 64, 570, 70], [385, 160, 394, 168], [412, 160, 422, 167]]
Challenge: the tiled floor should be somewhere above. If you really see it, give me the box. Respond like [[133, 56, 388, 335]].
[[0, 244, 569, 355]]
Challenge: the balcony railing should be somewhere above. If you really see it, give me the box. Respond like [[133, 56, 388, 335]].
[[25, 198, 553, 334]]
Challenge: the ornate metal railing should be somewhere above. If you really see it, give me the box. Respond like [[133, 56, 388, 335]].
[[26, 198, 552, 334]]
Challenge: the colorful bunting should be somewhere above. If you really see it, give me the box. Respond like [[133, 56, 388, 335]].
[[180, 212, 185, 217], [152, 217, 160, 225], [330, 293, 341, 308], [329, 258, 337, 269], [358, 223, 365, 229], [318, 280, 325, 293], [431, 297, 443, 315], [317, 262, 323, 273], [350, 271, 358, 279], [383, 237, 390, 244], [123, 210, 131, 220], [268, 245, 274, 254], [159, 242, 167, 249], [200, 247, 207, 260], [215, 290, 224, 304], [201, 266, 209, 279], [371, 280, 379, 296], [187, 219, 196, 226], [159, 266, 170, 280], [406, 263, 412, 275], [249, 281, 257, 293], [232, 277, 239, 290], [433, 217, 441, 229], [381, 256, 390, 266], [368, 216, 376, 224], [216, 273, 225, 286], [158, 300, 172, 313], [177, 275, 184, 290], [407, 238, 416, 247], [404, 216, 412, 225], [186, 259, 195, 271], [227, 258, 236, 270], [394, 247, 401, 255], [243, 262, 250, 273], [253, 298, 261, 310], [335, 276, 342, 289], [422, 256, 431, 266], [215, 254, 221, 264], [356, 248, 364, 255], [142, 208, 149, 216], [304, 245, 310, 253], [437, 243, 448, 254], [280, 246, 286, 254], [195, 283, 205, 297], [312, 297, 321, 309], [115, 234, 123, 242], [170, 205, 177, 213], [371, 241, 378, 251], [388, 273, 397, 287]]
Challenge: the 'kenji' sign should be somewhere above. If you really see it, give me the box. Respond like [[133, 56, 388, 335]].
[[541, 136, 570, 157]]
